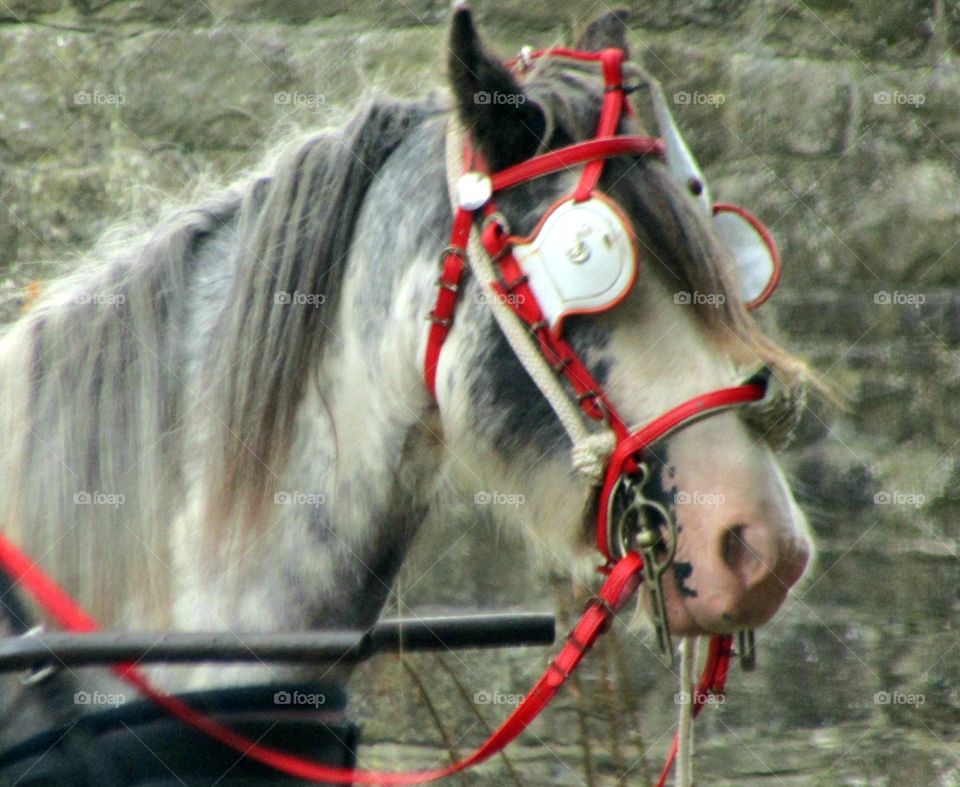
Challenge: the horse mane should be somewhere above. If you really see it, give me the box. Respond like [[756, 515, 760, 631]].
[[0, 97, 432, 622], [200, 99, 432, 546]]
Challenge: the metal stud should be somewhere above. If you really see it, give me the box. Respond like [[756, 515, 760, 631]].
[[427, 313, 452, 327]]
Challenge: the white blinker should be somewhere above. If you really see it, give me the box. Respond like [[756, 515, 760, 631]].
[[651, 80, 781, 308], [512, 196, 638, 333], [713, 205, 781, 308]]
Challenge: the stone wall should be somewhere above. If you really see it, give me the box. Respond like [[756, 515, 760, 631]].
[[1, 1, 958, 785]]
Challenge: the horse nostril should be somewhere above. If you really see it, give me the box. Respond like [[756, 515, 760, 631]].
[[719, 522, 810, 592], [720, 524, 745, 570], [719, 523, 770, 588]]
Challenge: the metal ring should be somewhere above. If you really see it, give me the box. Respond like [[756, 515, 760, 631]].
[[481, 212, 511, 237], [439, 245, 466, 267]]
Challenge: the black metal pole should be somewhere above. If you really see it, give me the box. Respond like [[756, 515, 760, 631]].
[[373, 612, 556, 653], [0, 630, 370, 671], [0, 612, 555, 671]]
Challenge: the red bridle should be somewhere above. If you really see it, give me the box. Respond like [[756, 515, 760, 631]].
[[423, 46, 766, 566], [0, 45, 765, 786]]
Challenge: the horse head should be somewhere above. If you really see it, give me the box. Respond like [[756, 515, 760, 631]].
[[0, 6, 817, 686], [432, 8, 813, 639]]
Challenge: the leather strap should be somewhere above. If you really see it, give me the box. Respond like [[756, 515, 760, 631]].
[[574, 49, 626, 201], [491, 136, 663, 193], [424, 207, 473, 397], [0, 531, 646, 784]]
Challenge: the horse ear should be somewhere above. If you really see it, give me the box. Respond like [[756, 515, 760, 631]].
[[448, 6, 546, 172], [575, 9, 631, 56]]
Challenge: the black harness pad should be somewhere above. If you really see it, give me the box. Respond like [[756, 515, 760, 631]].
[[0, 682, 356, 786]]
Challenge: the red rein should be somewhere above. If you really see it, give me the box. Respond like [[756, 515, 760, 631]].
[[0, 533, 731, 784]]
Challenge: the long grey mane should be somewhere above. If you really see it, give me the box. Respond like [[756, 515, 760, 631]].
[[0, 98, 432, 622], [202, 101, 432, 544]]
